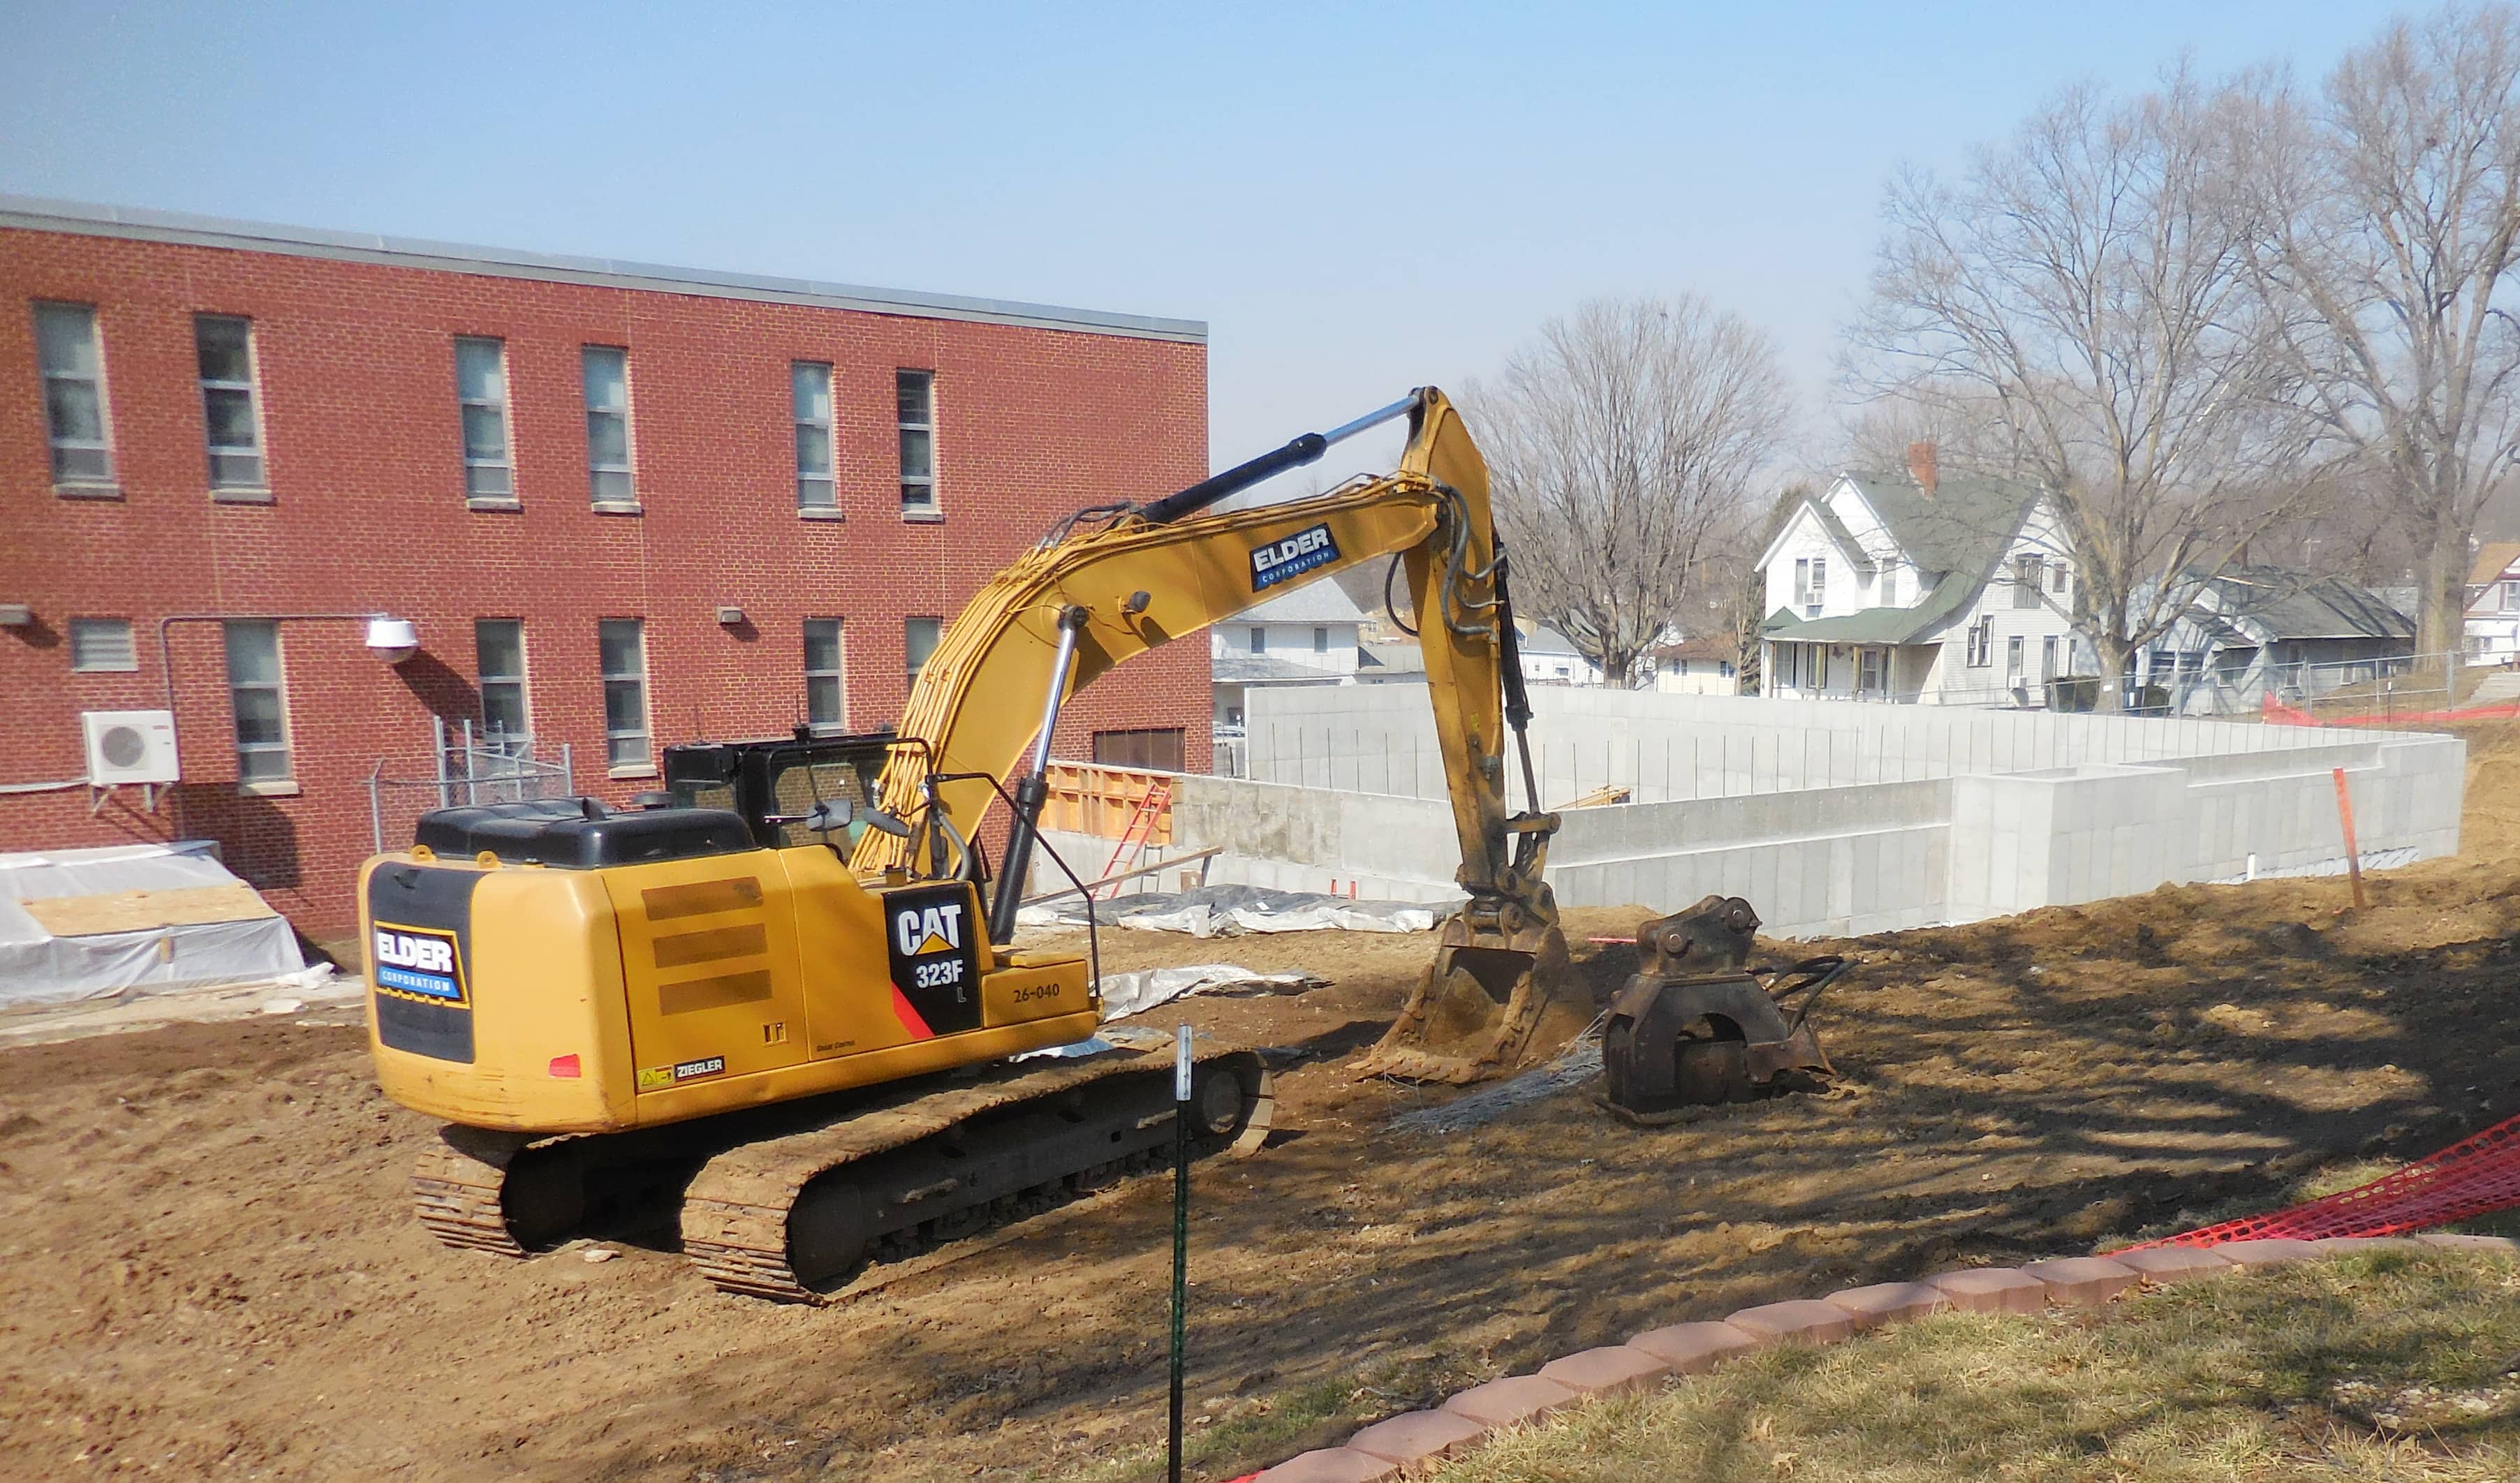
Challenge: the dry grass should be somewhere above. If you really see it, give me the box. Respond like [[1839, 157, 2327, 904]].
[[1426, 1250, 2520, 1483]]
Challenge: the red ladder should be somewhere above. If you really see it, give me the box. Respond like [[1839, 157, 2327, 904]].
[[1096, 777, 1172, 897]]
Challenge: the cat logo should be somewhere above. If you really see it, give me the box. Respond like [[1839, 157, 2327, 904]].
[[892, 899, 966, 957], [884, 884, 985, 1038]]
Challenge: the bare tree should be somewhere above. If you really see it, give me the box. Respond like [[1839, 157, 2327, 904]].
[[1851, 70, 2315, 705], [2230, 2, 2520, 667], [1470, 295, 1790, 687]]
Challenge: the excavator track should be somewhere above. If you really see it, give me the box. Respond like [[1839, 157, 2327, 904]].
[[682, 1042, 1269, 1301], [411, 1126, 586, 1255]]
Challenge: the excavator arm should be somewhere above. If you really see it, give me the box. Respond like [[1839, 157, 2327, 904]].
[[852, 388, 1574, 1082]]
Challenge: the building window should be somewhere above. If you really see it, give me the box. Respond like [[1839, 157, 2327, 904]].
[[224, 619, 290, 784], [582, 346, 634, 505], [455, 337, 513, 501], [2006, 635, 2026, 688], [1857, 647, 1883, 696], [2014, 555, 2044, 608], [68, 617, 135, 672], [1093, 728, 1185, 772], [2041, 635, 2059, 685], [1795, 556, 1826, 615], [804, 618, 846, 730], [1776, 643, 1798, 689], [897, 369, 936, 514], [2052, 562, 2070, 596], [1249, 627, 1267, 654], [598, 619, 649, 769], [195, 315, 266, 490], [1967, 616, 1994, 667], [1313, 626, 1329, 653], [2502, 580, 2520, 613], [476, 619, 529, 748], [34, 302, 114, 486], [793, 362, 835, 510], [904, 615, 942, 691]]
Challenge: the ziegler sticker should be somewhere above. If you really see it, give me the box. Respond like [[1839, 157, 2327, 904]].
[[372, 923, 467, 1005], [1251, 522, 1341, 591], [885, 885, 984, 1038], [639, 1056, 726, 1091]]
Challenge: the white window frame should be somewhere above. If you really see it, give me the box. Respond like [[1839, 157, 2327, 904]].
[[583, 346, 635, 507], [1249, 626, 1266, 654], [68, 617, 136, 673], [897, 369, 938, 516], [34, 301, 115, 489], [598, 619, 650, 773], [1796, 556, 1826, 617], [476, 619, 531, 754], [804, 617, 846, 732], [456, 337, 513, 503], [2041, 634, 2059, 685], [2006, 634, 2026, 689], [904, 615, 943, 691], [2013, 555, 2044, 609], [195, 314, 267, 493], [223, 619, 293, 788], [1967, 616, 1994, 667], [2502, 580, 2520, 613], [794, 361, 836, 512]]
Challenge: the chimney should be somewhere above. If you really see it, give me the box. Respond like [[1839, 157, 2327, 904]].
[[1907, 441, 1938, 496]]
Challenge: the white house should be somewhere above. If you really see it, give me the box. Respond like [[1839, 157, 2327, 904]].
[[2141, 568, 2415, 713], [1211, 578, 1369, 736], [2467, 542, 2520, 661], [1517, 624, 1605, 686], [1755, 448, 2082, 706], [1651, 637, 1739, 695]]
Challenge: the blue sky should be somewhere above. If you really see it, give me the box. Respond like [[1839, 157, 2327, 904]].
[[1, 1, 2407, 482]]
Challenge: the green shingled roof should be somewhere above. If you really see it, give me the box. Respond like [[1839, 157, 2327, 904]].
[[1839, 471, 2042, 578]]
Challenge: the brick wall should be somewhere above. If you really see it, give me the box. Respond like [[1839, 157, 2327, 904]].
[[0, 221, 1211, 936]]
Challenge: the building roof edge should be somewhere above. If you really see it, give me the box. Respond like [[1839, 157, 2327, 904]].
[[0, 193, 1209, 345]]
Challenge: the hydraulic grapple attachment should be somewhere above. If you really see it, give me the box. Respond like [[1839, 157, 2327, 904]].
[[1601, 895, 1842, 1116]]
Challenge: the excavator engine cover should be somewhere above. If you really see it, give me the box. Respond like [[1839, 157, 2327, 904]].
[[1602, 895, 1837, 1114]]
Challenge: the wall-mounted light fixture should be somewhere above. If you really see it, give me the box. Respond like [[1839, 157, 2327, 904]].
[[364, 615, 420, 665], [716, 606, 746, 627]]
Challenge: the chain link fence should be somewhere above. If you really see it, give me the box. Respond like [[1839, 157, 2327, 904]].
[[367, 717, 574, 853]]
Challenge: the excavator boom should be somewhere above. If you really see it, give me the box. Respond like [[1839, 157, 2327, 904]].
[[855, 388, 1573, 1081]]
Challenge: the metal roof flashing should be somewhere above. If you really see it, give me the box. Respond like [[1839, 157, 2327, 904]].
[[0, 194, 1207, 344]]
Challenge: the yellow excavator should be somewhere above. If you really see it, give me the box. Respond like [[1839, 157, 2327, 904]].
[[360, 388, 1576, 1300]]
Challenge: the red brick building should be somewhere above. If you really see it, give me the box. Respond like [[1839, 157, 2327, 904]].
[[0, 195, 1210, 937]]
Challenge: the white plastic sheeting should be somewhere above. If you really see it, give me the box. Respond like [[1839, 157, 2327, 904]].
[[0, 842, 309, 1008], [1096, 964, 1324, 1020]]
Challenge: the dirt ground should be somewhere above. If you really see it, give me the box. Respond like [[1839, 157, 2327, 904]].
[[8, 725, 2520, 1482]]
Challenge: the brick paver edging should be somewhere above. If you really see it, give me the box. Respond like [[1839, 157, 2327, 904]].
[[1246, 1233, 2519, 1482]]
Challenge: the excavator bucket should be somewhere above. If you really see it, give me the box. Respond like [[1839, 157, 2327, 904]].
[[1350, 892, 1578, 1084]]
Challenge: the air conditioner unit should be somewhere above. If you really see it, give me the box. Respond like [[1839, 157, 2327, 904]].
[[82, 709, 179, 786]]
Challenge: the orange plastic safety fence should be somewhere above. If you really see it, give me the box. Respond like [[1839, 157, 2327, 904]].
[[2113, 1111, 2520, 1252]]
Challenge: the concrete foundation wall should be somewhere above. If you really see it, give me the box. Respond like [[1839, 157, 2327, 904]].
[[1071, 688, 2468, 938]]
